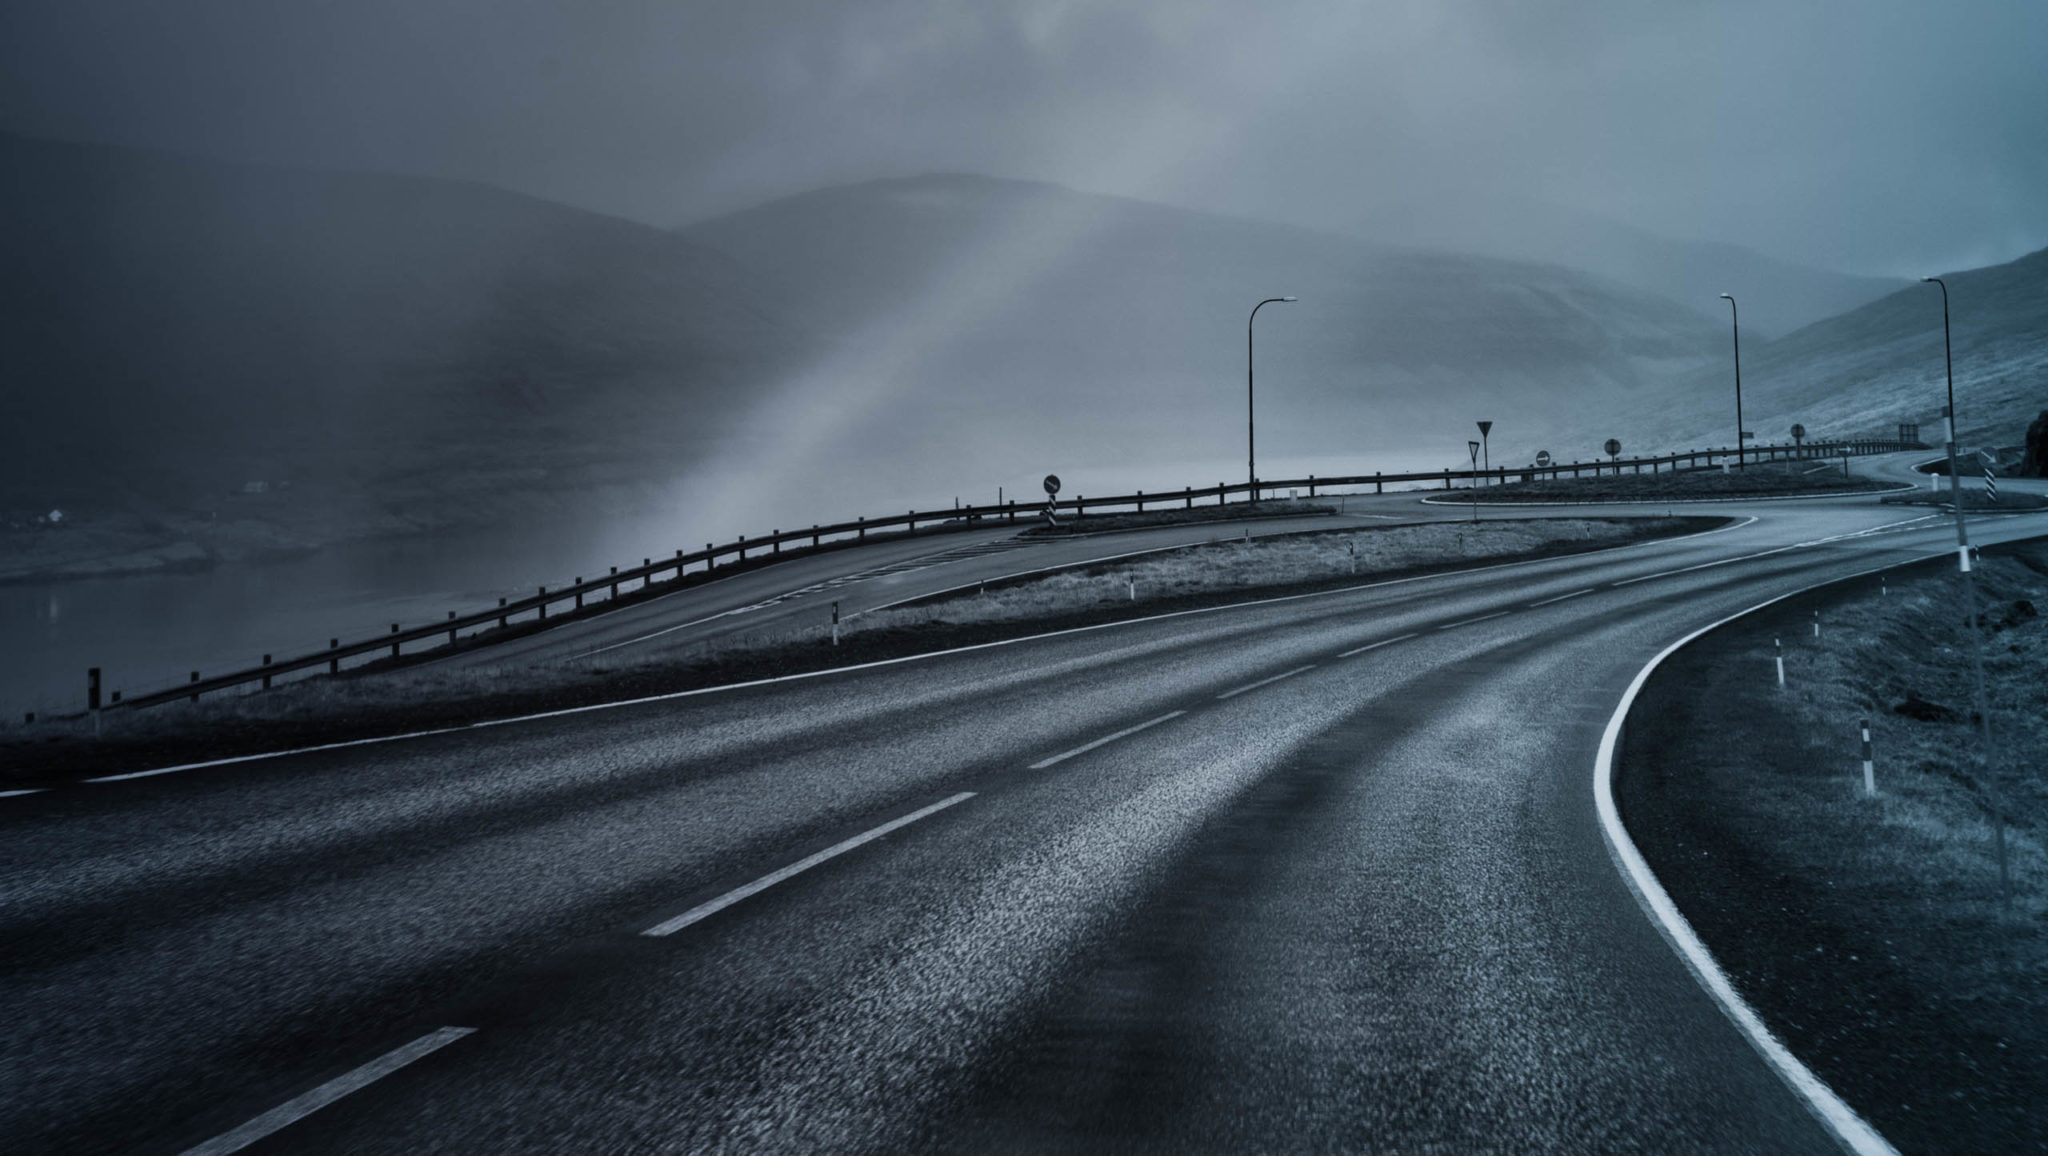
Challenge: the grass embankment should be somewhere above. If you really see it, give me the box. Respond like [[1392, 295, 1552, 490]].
[[1440, 459, 1900, 503], [1024, 498, 1334, 536], [2, 516, 1715, 783], [1618, 541, 2048, 1152], [874, 517, 1687, 626]]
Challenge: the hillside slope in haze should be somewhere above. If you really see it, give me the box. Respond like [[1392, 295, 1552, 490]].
[[1361, 197, 1908, 338], [0, 133, 795, 541], [677, 174, 1729, 503], [1620, 245, 2048, 453]]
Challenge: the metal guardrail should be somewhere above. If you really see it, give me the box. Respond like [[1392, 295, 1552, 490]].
[[91, 437, 1921, 712]]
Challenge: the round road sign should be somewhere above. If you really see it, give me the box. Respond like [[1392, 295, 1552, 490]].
[[1604, 438, 1622, 458], [1042, 474, 1062, 495], [1535, 450, 1552, 468]]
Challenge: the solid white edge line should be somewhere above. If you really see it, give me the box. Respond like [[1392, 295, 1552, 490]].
[[1528, 587, 1595, 607], [177, 1026, 475, 1156], [1593, 560, 1932, 1156], [1028, 712, 1187, 770], [1337, 632, 1419, 657], [641, 791, 975, 937], [1215, 665, 1317, 700], [74, 513, 1761, 786], [1436, 610, 1510, 630]]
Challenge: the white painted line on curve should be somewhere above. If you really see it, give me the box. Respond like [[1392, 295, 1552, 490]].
[[1029, 712, 1187, 769], [1436, 611, 1510, 630], [1216, 665, 1317, 700], [1610, 514, 1943, 588], [0, 788, 45, 798], [1593, 564, 1928, 1156], [68, 511, 1766, 788], [1337, 633, 1418, 657], [178, 1026, 476, 1156], [641, 792, 975, 937], [1528, 587, 1594, 607]]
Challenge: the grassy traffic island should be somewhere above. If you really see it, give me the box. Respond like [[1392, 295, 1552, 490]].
[[1617, 540, 2047, 1152], [1023, 497, 1336, 536], [1433, 458, 1905, 503], [4, 514, 1720, 783]]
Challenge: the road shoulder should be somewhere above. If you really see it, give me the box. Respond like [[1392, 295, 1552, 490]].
[[1614, 542, 2048, 1153]]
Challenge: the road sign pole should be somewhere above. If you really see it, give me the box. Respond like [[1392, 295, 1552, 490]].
[[1467, 440, 1482, 523]]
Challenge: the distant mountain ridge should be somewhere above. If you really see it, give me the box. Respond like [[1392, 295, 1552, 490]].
[[675, 172, 1733, 500], [7, 133, 2016, 570], [1618, 244, 2048, 452], [1354, 196, 1909, 338], [0, 131, 795, 522]]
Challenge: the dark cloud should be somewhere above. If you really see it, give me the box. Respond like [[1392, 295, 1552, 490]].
[[1, 1, 2041, 274]]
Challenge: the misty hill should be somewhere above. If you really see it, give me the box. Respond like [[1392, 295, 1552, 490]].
[[0, 132, 794, 530], [1619, 244, 2048, 453], [677, 174, 1730, 503], [1363, 198, 1907, 338]]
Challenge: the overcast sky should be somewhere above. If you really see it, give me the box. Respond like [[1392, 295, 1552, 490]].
[[3, 0, 2042, 277]]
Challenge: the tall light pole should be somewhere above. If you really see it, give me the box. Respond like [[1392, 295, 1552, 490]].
[[1719, 294, 1744, 468], [1248, 296, 1297, 502], [1922, 275, 2009, 903], [1925, 277, 1967, 532]]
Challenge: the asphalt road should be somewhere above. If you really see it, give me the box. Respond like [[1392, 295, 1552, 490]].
[[6, 458, 2043, 1154]]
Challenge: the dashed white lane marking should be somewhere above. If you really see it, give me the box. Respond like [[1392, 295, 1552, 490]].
[[641, 792, 976, 937], [1337, 633, 1418, 657], [0, 788, 44, 798], [1436, 611, 1510, 630], [1215, 665, 1317, 700], [1610, 514, 1943, 588], [55, 509, 1771, 789], [1528, 587, 1595, 607], [1029, 712, 1188, 770], [178, 1027, 475, 1156]]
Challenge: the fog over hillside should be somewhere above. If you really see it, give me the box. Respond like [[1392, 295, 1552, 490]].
[[672, 173, 1730, 522], [1361, 197, 1910, 338], [1620, 244, 2048, 454], [0, 132, 796, 535], [2, 139, 1750, 570], [1, 131, 2033, 573]]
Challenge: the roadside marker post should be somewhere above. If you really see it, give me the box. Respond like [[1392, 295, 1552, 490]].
[[1813, 610, 1820, 638], [1775, 638, 1785, 687], [1861, 719, 1876, 796], [831, 601, 840, 647], [1128, 577, 1136, 602]]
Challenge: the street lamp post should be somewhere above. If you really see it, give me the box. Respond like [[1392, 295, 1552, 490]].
[[1922, 275, 2009, 903], [1719, 294, 1744, 468], [1248, 296, 1297, 502]]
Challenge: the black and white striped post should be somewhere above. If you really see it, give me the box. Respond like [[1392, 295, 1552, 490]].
[[831, 601, 840, 647], [1861, 718, 1876, 796], [1774, 637, 1785, 687]]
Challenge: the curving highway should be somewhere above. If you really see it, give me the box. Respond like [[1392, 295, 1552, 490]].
[[5, 454, 2043, 1154]]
